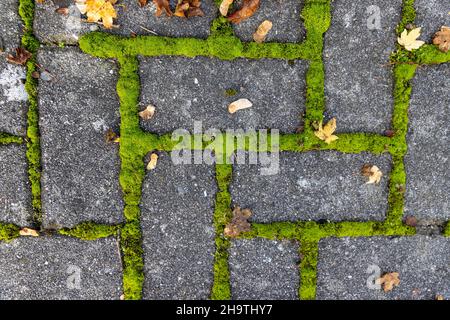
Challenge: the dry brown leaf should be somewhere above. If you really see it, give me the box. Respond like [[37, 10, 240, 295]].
[[76, 0, 118, 29], [376, 272, 400, 292], [228, 98, 252, 114], [6, 48, 32, 66], [361, 164, 383, 184], [55, 7, 70, 15], [219, 0, 234, 16], [147, 153, 158, 170], [227, 0, 260, 24], [139, 105, 156, 120], [105, 129, 120, 143], [19, 228, 39, 237], [404, 215, 418, 227], [433, 26, 450, 53], [436, 294, 445, 300], [153, 0, 173, 16], [398, 27, 425, 51], [174, 0, 204, 18], [224, 206, 252, 238], [314, 118, 338, 144], [253, 20, 272, 43], [138, 0, 148, 7]]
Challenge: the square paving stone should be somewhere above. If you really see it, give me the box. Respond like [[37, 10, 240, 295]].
[[141, 152, 217, 299], [0, 0, 23, 51], [0, 236, 123, 300], [324, 0, 402, 133], [0, 145, 32, 226], [34, 0, 217, 44], [229, 238, 299, 300], [37, 48, 123, 228], [316, 236, 450, 300], [415, 0, 450, 41], [0, 56, 28, 136], [230, 151, 391, 222], [404, 64, 450, 222], [139, 56, 307, 134], [232, 0, 305, 43]]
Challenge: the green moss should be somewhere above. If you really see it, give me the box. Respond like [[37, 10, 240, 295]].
[[444, 222, 450, 237], [0, 223, 20, 242], [224, 88, 238, 97], [299, 239, 318, 300], [396, 0, 416, 35], [0, 133, 23, 144], [59, 222, 119, 240], [121, 221, 144, 300]]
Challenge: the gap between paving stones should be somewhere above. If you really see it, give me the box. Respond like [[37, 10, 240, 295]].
[[0, 0, 447, 301]]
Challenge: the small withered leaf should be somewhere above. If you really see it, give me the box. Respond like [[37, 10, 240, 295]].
[[174, 0, 204, 18], [19, 228, 39, 237], [147, 153, 158, 170], [375, 272, 400, 292], [224, 206, 252, 238], [314, 118, 338, 144], [7, 48, 32, 66], [139, 105, 156, 120], [105, 128, 120, 143], [404, 215, 418, 227], [55, 7, 70, 15], [227, 0, 260, 24], [138, 0, 148, 7], [153, 0, 173, 16], [219, 0, 234, 16], [253, 20, 272, 43], [361, 164, 383, 184], [384, 129, 395, 138], [432, 26, 450, 53]]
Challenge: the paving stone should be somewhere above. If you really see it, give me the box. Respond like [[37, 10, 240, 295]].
[[324, 0, 402, 133], [0, 145, 32, 226], [232, 0, 305, 43], [229, 238, 299, 300], [140, 152, 216, 299], [34, 0, 217, 44], [415, 0, 450, 41], [0, 236, 122, 300], [404, 64, 450, 222], [0, 56, 28, 136], [230, 151, 391, 222], [37, 48, 123, 228], [139, 56, 307, 134], [0, 0, 23, 51], [316, 236, 450, 300]]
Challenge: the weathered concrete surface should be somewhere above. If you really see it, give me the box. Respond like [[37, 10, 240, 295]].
[[0, 56, 28, 136], [324, 0, 402, 133], [141, 152, 216, 299], [415, 0, 450, 41], [0, 0, 23, 51], [404, 64, 450, 222], [139, 56, 307, 134], [231, 151, 391, 222], [317, 236, 450, 300], [232, 0, 305, 43], [34, 0, 217, 44], [38, 48, 123, 228], [0, 236, 123, 300], [229, 238, 299, 300], [0, 145, 32, 226]]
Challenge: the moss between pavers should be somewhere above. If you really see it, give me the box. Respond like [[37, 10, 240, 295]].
[[444, 222, 450, 237], [0, 133, 23, 144], [0, 223, 20, 242], [58, 222, 119, 241]]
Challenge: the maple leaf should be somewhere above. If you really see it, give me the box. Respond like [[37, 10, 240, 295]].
[[361, 164, 383, 184], [174, 0, 204, 18], [433, 26, 450, 53], [6, 48, 32, 66], [76, 0, 118, 29], [376, 272, 400, 292], [153, 0, 173, 16], [398, 28, 425, 51], [253, 20, 273, 43], [19, 228, 39, 237], [314, 118, 338, 144], [139, 105, 156, 120], [219, 0, 234, 16], [147, 153, 158, 170], [224, 206, 252, 238], [227, 0, 260, 24]]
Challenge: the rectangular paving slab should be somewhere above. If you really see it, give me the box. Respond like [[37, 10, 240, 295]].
[[0, 0, 23, 51], [316, 236, 450, 300], [34, 0, 217, 44], [139, 56, 307, 134], [140, 152, 217, 299], [0, 145, 32, 226], [230, 151, 391, 222], [0, 56, 28, 136], [0, 236, 122, 300], [229, 238, 299, 300], [324, 0, 402, 133], [232, 0, 305, 43], [404, 64, 450, 222], [37, 48, 123, 229], [415, 0, 450, 41]]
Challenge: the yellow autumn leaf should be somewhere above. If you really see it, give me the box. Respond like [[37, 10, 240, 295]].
[[314, 118, 338, 144], [19, 228, 39, 237], [147, 153, 158, 170], [398, 28, 425, 51], [361, 164, 383, 184], [376, 272, 400, 292], [76, 0, 117, 29]]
